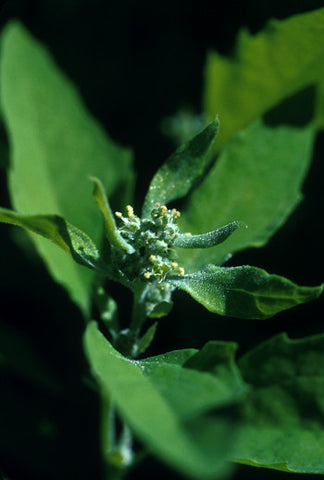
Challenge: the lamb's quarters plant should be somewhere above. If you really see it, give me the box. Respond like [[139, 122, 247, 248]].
[[0, 12, 323, 480]]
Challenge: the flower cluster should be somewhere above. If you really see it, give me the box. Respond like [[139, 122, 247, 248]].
[[113, 203, 185, 284]]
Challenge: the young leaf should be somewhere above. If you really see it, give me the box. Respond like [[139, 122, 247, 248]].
[[204, 8, 324, 151], [0, 22, 133, 312], [169, 264, 323, 320], [174, 221, 243, 249], [232, 333, 324, 473], [90, 176, 134, 253], [178, 121, 314, 269], [0, 207, 107, 272], [142, 120, 219, 218], [84, 321, 238, 479]]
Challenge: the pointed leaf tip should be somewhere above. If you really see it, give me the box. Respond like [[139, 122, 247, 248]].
[[142, 120, 219, 218]]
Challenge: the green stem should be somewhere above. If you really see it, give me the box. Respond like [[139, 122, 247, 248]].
[[101, 395, 116, 454], [114, 283, 148, 358]]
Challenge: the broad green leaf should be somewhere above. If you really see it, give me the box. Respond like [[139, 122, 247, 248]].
[[184, 341, 245, 395], [0, 22, 133, 313], [204, 8, 324, 150], [169, 264, 323, 320], [90, 176, 134, 253], [0, 207, 109, 273], [84, 321, 238, 479], [178, 121, 314, 269], [142, 120, 219, 218], [140, 341, 246, 419], [232, 333, 324, 473], [174, 221, 243, 249]]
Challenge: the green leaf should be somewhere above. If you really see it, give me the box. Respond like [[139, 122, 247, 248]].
[[232, 333, 324, 473], [0, 22, 133, 313], [169, 264, 323, 320], [174, 221, 244, 249], [142, 120, 219, 218], [178, 121, 314, 269], [84, 321, 240, 479], [140, 341, 247, 419], [0, 207, 107, 272], [90, 176, 134, 253], [203, 8, 324, 151]]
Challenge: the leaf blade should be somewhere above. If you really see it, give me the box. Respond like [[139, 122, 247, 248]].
[[0, 207, 107, 273], [90, 176, 134, 253], [174, 221, 244, 249], [0, 22, 133, 312], [178, 121, 314, 269], [169, 264, 323, 319], [204, 8, 324, 150], [142, 120, 219, 218], [232, 333, 324, 473], [84, 322, 240, 479]]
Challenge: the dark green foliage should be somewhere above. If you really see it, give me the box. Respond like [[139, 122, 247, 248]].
[[0, 8, 323, 480]]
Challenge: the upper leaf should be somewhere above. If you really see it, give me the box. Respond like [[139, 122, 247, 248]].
[[169, 264, 323, 319], [178, 121, 314, 269], [84, 321, 241, 479], [232, 333, 324, 473], [142, 120, 219, 218], [204, 8, 324, 151], [0, 22, 133, 313]]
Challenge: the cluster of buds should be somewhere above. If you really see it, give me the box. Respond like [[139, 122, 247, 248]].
[[114, 202, 185, 283]]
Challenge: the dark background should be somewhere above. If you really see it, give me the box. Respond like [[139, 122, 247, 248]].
[[0, 1, 323, 479]]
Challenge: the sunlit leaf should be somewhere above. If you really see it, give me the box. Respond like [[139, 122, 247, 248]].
[[90, 176, 134, 253], [142, 120, 218, 218], [204, 8, 324, 150], [0, 207, 108, 272], [174, 221, 243, 249], [85, 321, 240, 479], [169, 264, 323, 319], [0, 22, 133, 312], [179, 121, 314, 269]]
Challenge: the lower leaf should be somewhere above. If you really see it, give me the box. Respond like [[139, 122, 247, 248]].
[[232, 333, 324, 473], [84, 322, 242, 479]]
